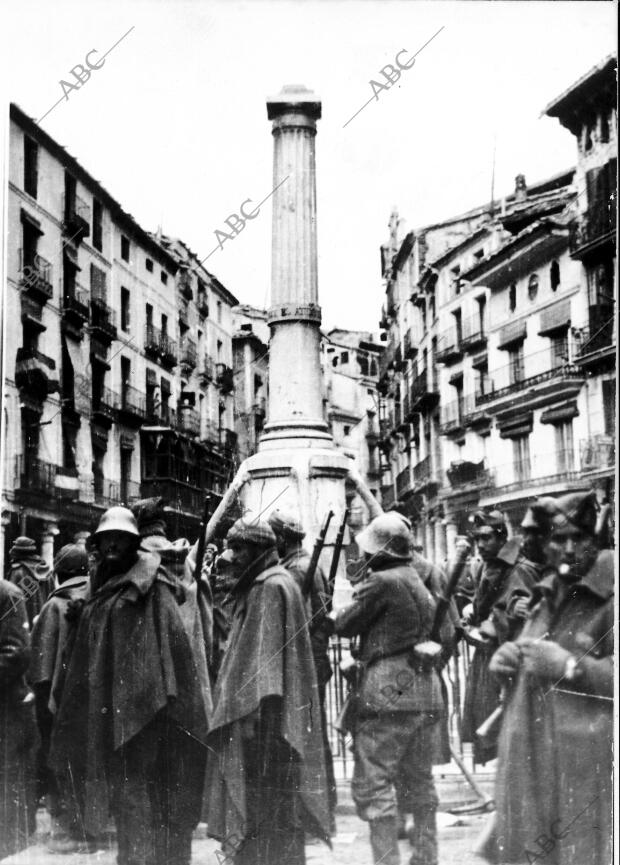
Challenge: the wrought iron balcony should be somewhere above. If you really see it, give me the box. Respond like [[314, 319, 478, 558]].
[[145, 400, 177, 428], [141, 478, 203, 514], [91, 386, 118, 426], [118, 384, 147, 424], [199, 355, 215, 383], [475, 348, 584, 411], [580, 435, 615, 472], [177, 406, 201, 436], [439, 399, 465, 436], [145, 325, 178, 368], [216, 363, 234, 394], [15, 346, 59, 398], [569, 205, 616, 258], [62, 284, 90, 326], [461, 392, 491, 428], [460, 315, 487, 352], [15, 456, 59, 498], [436, 328, 462, 364], [19, 249, 53, 302], [413, 454, 437, 491], [573, 317, 615, 363], [21, 294, 45, 331], [63, 193, 91, 242], [90, 298, 118, 342], [488, 449, 580, 494], [197, 295, 209, 318], [178, 271, 193, 300], [180, 337, 197, 370], [446, 459, 490, 489], [409, 369, 439, 412]]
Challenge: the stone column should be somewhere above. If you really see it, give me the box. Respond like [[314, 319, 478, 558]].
[[40, 522, 59, 568], [261, 85, 330, 447]]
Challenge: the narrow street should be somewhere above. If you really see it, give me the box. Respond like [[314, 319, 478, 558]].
[[3, 772, 494, 865]]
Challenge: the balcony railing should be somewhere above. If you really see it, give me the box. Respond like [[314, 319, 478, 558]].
[[141, 478, 203, 514], [201, 419, 221, 443], [180, 338, 197, 369], [90, 298, 117, 340], [436, 327, 462, 364], [145, 401, 177, 428], [573, 318, 616, 360], [119, 384, 147, 421], [145, 325, 178, 367], [409, 369, 439, 411], [15, 456, 58, 496], [569, 206, 616, 255], [19, 249, 53, 301], [446, 459, 489, 489], [16, 346, 56, 370], [63, 284, 90, 323], [92, 386, 118, 423], [580, 435, 615, 472], [216, 363, 234, 394], [413, 454, 433, 486], [178, 271, 193, 300], [439, 399, 464, 435], [487, 449, 580, 493], [21, 294, 44, 324], [63, 193, 91, 241], [460, 314, 487, 352], [461, 392, 491, 426], [476, 347, 581, 405]]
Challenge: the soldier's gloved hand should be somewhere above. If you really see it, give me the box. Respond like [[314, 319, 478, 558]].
[[518, 638, 572, 682], [489, 641, 521, 677]]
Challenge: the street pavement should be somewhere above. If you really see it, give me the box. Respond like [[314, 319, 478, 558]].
[[3, 771, 494, 865]]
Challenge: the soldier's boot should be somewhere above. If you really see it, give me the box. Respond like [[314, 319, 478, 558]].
[[369, 817, 401, 865], [408, 807, 438, 865]]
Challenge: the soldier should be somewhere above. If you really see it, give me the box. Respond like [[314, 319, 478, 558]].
[[205, 517, 330, 865], [268, 507, 337, 828], [486, 492, 613, 865], [461, 509, 539, 764], [29, 543, 91, 853], [6, 535, 54, 627], [0, 579, 38, 859], [49, 507, 209, 865], [329, 512, 443, 865]]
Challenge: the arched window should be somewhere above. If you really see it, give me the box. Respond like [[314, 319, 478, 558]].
[[527, 274, 539, 301], [600, 112, 610, 144], [550, 260, 560, 292], [509, 284, 517, 312]]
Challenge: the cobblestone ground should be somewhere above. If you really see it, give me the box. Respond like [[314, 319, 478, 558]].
[[4, 774, 493, 865]]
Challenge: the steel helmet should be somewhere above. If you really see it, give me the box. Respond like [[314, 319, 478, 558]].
[[355, 512, 412, 560], [94, 506, 140, 537]]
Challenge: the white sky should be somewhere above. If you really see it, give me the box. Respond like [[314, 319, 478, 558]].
[[2, 0, 616, 332]]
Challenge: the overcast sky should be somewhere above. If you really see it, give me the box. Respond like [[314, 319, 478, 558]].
[[2, 0, 616, 332]]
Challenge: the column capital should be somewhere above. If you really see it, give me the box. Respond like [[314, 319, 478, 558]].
[[267, 85, 321, 122]]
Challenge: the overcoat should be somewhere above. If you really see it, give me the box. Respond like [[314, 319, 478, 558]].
[[0, 580, 38, 859], [488, 550, 614, 865], [6, 556, 54, 626], [462, 543, 539, 762], [49, 550, 209, 835], [205, 555, 331, 852]]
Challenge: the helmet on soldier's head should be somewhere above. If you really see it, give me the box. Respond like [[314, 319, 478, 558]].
[[355, 512, 412, 560], [94, 506, 140, 537], [268, 507, 305, 540]]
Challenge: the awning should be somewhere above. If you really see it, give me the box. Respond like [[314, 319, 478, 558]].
[[540, 400, 579, 425]]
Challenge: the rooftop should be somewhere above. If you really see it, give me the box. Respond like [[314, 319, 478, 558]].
[[543, 55, 617, 135]]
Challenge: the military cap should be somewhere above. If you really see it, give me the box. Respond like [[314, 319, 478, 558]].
[[268, 507, 306, 539], [521, 497, 560, 534], [551, 491, 598, 536], [469, 509, 507, 534], [54, 543, 89, 577], [130, 496, 167, 537], [226, 517, 277, 549], [9, 536, 37, 557]]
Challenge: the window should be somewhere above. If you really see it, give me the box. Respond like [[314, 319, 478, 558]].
[[121, 235, 130, 262], [90, 264, 107, 302], [600, 112, 610, 144], [527, 274, 539, 301], [161, 314, 168, 335], [477, 295, 486, 333], [343, 425, 351, 437], [332, 356, 338, 368], [602, 379, 616, 436], [120, 287, 131, 332], [508, 344, 524, 385], [550, 333, 568, 368], [341, 351, 349, 364], [64, 172, 76, 220], [453, 308, 462, 343], [216, 339, 222, 359], [121, 357, 131, 406], [120, 448, 132, 504], [146, 303, 153, 328], [161, 270, 168, 285], [550, 260, 560, 292], [451, 265, 461, 296], [509, 284, 517, 312], [145, 258, 153, 272], [555, 421, 574, 473], [217, 301, 222, 323], [513, 435, 531, 482], [429, 296, 436, 320], [24, 137, 38, 198], [473, 248, 485, 261], [92, 200, 103, 251]]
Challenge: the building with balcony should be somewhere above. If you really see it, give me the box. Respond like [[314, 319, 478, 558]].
[[2, 104, 239, 564], [543, 54, 616, 518], [231, 305, 270, 461]]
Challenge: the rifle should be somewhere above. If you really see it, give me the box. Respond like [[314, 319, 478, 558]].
[[194, 496, 211, 585], [326, 509, 349, 610], [430, 544, 470, 643], [302, 510, 334, 599]]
